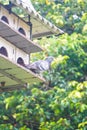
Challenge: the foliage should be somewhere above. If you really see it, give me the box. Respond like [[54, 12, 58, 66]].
[[33, 0, 87, 34], [0, 0, 87, 130]]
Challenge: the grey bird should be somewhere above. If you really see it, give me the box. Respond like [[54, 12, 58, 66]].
[[26, 56, 54, 74]]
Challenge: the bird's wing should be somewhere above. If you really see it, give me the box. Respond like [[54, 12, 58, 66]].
[[26, 60, 42, 71], [26, 59, 50, 73], [38, 61, 49, 71]]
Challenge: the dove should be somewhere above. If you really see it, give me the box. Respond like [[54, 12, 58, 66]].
[[26, 56, 54, 74]]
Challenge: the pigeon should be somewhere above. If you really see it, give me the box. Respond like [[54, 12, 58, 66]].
[[26, 56, 54, 74]]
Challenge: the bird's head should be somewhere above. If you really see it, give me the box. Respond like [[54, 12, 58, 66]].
[[45, 56, 54, 63]]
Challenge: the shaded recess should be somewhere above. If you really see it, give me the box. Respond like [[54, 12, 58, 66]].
[[0, 46, 8, 57], [18, 27, 26, 36], [17, 57, 25, 66], [1, 16, 9, 24]]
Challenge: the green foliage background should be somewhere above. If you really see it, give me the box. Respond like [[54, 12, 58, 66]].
[[0, 0, 87, 130]]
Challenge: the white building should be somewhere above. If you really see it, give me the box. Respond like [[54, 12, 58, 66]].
[[0, 0, 63, 92]]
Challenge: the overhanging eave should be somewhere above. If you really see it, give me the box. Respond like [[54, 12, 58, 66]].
[[0, 54, 45, 92], [9, 0, 64, 38], [0, 20, 43, 53]]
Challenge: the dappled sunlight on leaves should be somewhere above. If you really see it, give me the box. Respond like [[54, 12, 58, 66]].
[[0, 0, 87, 129]]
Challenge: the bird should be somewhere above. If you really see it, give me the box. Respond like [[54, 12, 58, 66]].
[[25, 56, 54, 74]]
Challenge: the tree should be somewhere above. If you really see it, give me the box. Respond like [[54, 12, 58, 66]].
[[0, 0, 87, 130]]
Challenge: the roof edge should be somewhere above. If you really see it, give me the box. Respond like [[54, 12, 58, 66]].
[[10, 0, 64, 35]]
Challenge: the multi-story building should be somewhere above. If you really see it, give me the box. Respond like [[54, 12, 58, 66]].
[[0, 0, 63, 92]]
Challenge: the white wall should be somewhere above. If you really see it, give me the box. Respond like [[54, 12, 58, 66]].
[[0, 37, 29, 64], [0, 6, 31, 65], [0, 6, 30, 39]]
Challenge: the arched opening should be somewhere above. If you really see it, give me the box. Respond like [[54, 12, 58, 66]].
[[1, 16, 9, 24], [17, 57, 25, 66], [0, 47, 8, 57], [18, 27, 26, 36]]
